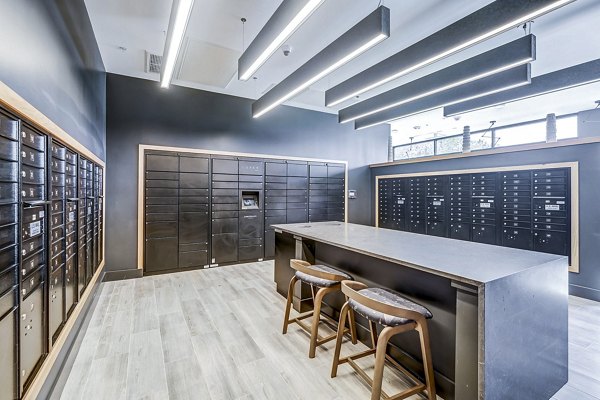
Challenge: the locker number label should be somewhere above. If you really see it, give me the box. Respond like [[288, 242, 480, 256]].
[[29, 221, 41, 236], [480, 203, 491, 208], [545, 205, 560, 211]]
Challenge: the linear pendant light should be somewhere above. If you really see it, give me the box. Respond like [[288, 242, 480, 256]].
[[354, 64, 531, 130], [160, 0, 195, 88], [444, 59, 600, 116], [339, 34, 536, 123], [238, 0, 325, 81], [325, 0, 573, 107], [251, 6, 390, 119]]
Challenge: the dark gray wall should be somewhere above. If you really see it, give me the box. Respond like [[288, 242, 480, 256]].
[[106, 74, 389, 272], [0, 0, 106, 160], [371, 143, 600, 301]]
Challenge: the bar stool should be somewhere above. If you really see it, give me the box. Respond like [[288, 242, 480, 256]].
[[282, 259, 357, 358], [331, 281, 436, 400]]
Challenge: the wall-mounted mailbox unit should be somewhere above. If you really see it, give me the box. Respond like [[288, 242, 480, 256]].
[[0, 106, 104, 400], [377, 165, 575, 267]]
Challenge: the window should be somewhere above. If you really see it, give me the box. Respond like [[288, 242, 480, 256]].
[[394, 140, 434, 160]]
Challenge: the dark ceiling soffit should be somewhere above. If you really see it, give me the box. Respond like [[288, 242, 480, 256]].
[[354, 64, 532, 129], [339, 34, 536, 123], [251, 6, 390, 118], [238, 0, 317, 80], [326, 0, 573, 107], [444, 58, 600, 116]]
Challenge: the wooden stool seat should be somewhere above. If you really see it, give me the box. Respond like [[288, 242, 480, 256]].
[[331, 281, 436, 400], [282, 259, 357, 358]]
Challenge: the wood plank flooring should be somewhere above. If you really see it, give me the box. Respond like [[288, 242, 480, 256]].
[[57, 261, 600, 400]]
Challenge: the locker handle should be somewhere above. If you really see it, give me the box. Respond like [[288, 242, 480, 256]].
[[243, 215, 258, 219], [23, 200, 51, 207], [67, 197, 82, 201]]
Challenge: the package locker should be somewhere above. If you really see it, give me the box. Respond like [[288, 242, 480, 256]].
[[0, 111, 19, 400], [287, 162, 308, 224], [19, 125, 48, 393], [408, 177, 426, 234], [77, 158, 88, 294], [426, 176, 446, 237], [308, 162, 327, 223], [84, 161, 93, 281], [179, 155, 210, 268], [265, 161, 287, 258], [64, 148, 78, 317], [237, 159, 264, 261], [449, 174, 471, 241], [501, 171, 533, 250], [532, 169, 570, 256], [211, 158, 239, 264], [471, 173, 498, 245], [49, 139, 67, 345], [145, 153, 179, 273], [326, 163, 345, 222]]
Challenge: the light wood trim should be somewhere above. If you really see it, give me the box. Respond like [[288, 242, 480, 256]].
[[375, 162, 580, 273], [22, 260, 104, 400], [0, 81, 104, 167], [370, 137, 600, 168], [136, 144, 349, 270]]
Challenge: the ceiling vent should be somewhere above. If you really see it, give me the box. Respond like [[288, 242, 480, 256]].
[[145, 51, 163, 74]]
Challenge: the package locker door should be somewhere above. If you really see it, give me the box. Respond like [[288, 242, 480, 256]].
[[0, 111, 19, 400], [308, 163, 327, 223], [532, 169, 570, 256], [211, 157, 239, 264], [65, 149, 78, 314], [238, 158, 264, 261], [77, 157, 88, 295], [145, 153, 179, 273], [471, 173, 498, 245], [327, 163, 345, 222], [426, 176, 447, 237], [449, 174, 471, 241], [501, 171, 533, 250], [179, 155, 210, 268], [19, 125, 48, 393], [49, 139, 67, 345], [264, 162, 286, 258], [408, 177, 426, 234], [287, 162, 308, 224], [85, 161, 94, 281]]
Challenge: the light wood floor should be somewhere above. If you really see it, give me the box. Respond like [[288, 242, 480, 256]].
[[56, 261, 600, 400]]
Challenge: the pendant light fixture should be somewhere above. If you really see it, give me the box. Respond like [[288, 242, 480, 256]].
[[354, 64, 531, 130], [252, 6, 390, 119], [444, 59, 600, 116], [325, 0, 574, 107], [238, 0, 325, 81], [160, 0, 195, 89], [339, 34, 536, 123]]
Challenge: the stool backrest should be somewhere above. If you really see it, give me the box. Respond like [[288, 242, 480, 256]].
[[290, 259, 348, 282], [341, 280, 426, 323]]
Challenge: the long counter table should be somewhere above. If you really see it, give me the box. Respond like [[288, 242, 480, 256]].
[[272, 222, 568, 400]]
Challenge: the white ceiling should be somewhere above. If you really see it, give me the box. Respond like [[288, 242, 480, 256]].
[[85, 0, 600, 137]]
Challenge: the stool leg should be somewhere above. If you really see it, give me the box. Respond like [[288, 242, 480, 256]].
[[416, 322, 436, 400], [331, 301, 350, 378], [344, 295, 358, 345], [371, 326, 394, 400], [282, 276, 298, 334], [309, 286, 328, 358], [369, 321, 378, 349]]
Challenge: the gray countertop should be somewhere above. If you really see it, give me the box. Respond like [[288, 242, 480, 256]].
[[272, 222, 568, 285]]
